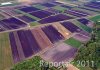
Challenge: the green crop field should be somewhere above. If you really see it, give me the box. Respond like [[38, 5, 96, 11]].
[[73, 20, 92, 33], [64, 37, 82, 48], [89, 15, 100, 22], [53, 6, 68, 12], [33, 4, 46, 9]]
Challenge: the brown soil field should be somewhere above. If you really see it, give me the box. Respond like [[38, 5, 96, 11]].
[[31, 27, 53, 50], [41, 43, 77, 62], [52, 22, 72, 39], [73, 33, 90, 43]]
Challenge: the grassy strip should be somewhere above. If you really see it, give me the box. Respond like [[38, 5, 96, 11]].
[[53, 6, 68, 12], [15, 9, 40, 20], [33, 4, 46, 9], [0, 33, 13, 70], [30, 22, 40, 26], [0, 33, 3, 70], [73, 20, 92, 33], [3, 33, 13, 69], [64, 13, 76, 18]]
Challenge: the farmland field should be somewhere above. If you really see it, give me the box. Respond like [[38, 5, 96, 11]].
[[0, 33, 13, 70], [61, 21, 81, 33], [64, 9, 90, 17], [53, 6, 68, 12], [0, 14, 5, 20], [77, 18, 94, 28], [73, 33, 90, 43], [0, 0, 100, 70], [31, 28, 52, 49], [33, 4, 46, 9], [41, 25, 64, 43], [89, 15, 100, 22], [52, 22, 72, 39], [72, 20, 92, 33], [38, 14, 74, 24], [64, 37, 82, 48], [41, 43, 77, 62]]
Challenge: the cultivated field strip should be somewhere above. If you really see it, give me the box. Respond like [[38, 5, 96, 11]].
[[52, 22, 72, 39], [31, 27, 52, 49], [0, 1, 99, 70], [0, 1, 99, 33], [77, 18, 94, 28], [0, 33, 13, 70], [8, 28, 54, 63], [72, 33, 90, 43], [9, 32, 20, 63], [13, 31, 25, 61], [41, 43, 77, 62], [41, 25, 64, 43]]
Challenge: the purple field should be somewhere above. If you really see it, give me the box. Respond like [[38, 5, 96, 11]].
[[9, 30, 42, 62], [77, 18, 91, 25], [41, 43, 77, 62], [84, 2, 100, 9], [61, 21, 82, 33], [77, 18, 94, 28], [17, 15, 36, 23], [61, 4, 72, 9], [19, 6, 40, 13], [17, 30, 34, 58], [39, 14, 73, 24], [13, 32, 25, 61], [41, 3, 56, 7], [9, 32, 20, 63], [17, 30, 41, 57], [41, 25, 64, 43], [0, 1, 97, 70], [29, 10, 54, 19], [64, 9, 89, 17], [9, 28, 53, 63], [0, 17, 26, 29]]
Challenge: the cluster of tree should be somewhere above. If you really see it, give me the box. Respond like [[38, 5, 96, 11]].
[[11, 56, 67, 70], [73, 21, 100, 70]]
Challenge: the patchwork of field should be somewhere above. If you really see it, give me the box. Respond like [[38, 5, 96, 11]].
[[0, 17, 95, 69], [0, 1, 100, 70], [0, 1, 99, 32]]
